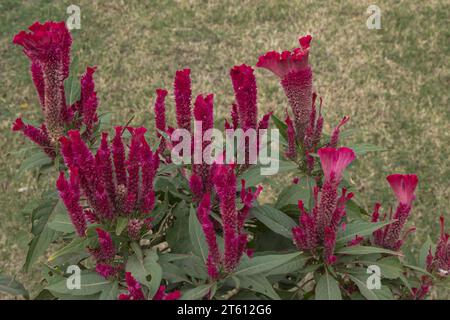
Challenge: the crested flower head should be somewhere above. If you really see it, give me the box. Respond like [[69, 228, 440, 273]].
[[318, 147, 356, 183], [13, 21, 71, 75], [386, 174, 418, 206], [256, 35, 312, 79]]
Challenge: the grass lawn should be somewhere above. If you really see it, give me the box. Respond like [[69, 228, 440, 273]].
[[0, 0, 448, 298]]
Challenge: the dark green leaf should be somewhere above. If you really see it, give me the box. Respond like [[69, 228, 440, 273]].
[[0, 274, 29, 298], [251, 205, 297, 239], [189, 205, 208, 262], [234, 252, 301, 276], [315, 270, 342, 300]]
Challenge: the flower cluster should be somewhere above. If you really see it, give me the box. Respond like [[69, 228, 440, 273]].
[[372, 174, 418, 251], [57, 127, 159, 239], [12, 21, 99, 156], [119, 272, 180, 300], [292, 147, 355, 264], [197, 164, 262, 279], [257, 36, 348, 173]]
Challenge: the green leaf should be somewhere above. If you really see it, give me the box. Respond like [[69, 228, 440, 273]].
[[335, 245, 402, 256], [47, 272, 110, 296], [181, 283, 215, 300], [418, 236, 434, 269], [18, 150, 52, 176], [315, 271, 342, 300], [48, 237, 90, 262], [271, 114, 288, 142], [99, 281, 119, 300], [404, 264, 434, 278], [238, 274, 280, 300], [336, 220, 393, 244], [356, 257, 403, 279], [0, 274, 29, 298], [115, 217, 128, 236], [347, 274, 378, 300], [47, 212, 75, 234], [64, 55, 80, 106], [234, 252, 301, 276], [189, 205, 208, 262], [275, 179, 311, 210], [266, 253, 310, 275], [251, 205, 297, 239], [24, 195, 64, 271], [24, 227, 55, 273]]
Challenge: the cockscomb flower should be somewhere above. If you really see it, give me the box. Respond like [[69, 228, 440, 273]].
[[372, 174, 418, 251], [13, 118, 55, 158], [293, 147, 355, 264], [13, 21, 71, 142], [174, 68, 192, 132], [12, 21, 100, 155], [386, 174, 418, 207], [257, 35, 312, 139], [318, 147, 356, 185], [153, 88, 168, 153], [96, 263, 118, 279]]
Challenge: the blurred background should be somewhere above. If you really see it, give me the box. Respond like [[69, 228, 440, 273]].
[[0, 0, 449, 297]]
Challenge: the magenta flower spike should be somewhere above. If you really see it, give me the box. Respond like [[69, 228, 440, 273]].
[[77, 66, 99, 139], [94, 228, 115, 262], [112, 126, 127, 187], [213, 164, 237, 272], [257, 35, 312, 140], [154, 88, 168, 139], [197, 193, 221, 279], [230, 64, 258, 131], [12, 118, 55, 158], [13, 21, 72, 142], [124, 127, 146, 214], [56, 171, 86, 237], [140, 135, 159, 213], [96, 132, 116, 205], [191, 93, 214, 198], [174, 68, 192, 132], [119, 272, 145, 300]]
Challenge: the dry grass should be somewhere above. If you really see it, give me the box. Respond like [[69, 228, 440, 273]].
[[0, 0, 449, 298]]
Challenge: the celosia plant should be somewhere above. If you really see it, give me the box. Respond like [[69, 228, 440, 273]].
[[6, 21, 449, 300], [12, 21, 101, 160]]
